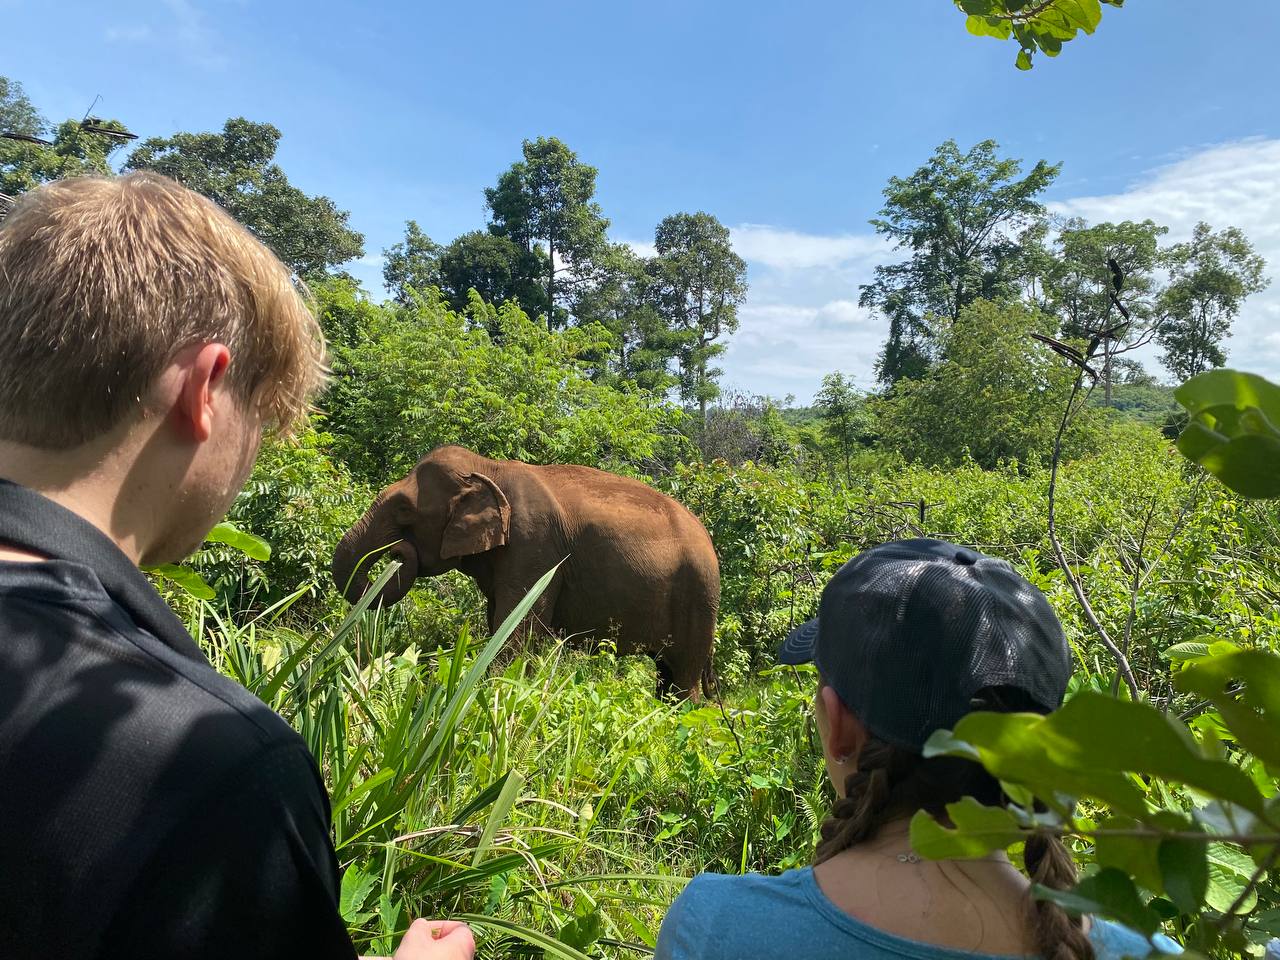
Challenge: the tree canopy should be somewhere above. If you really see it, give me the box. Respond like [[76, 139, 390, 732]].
[[485, 136, 609, 329], [124, 117, 364, 276], [876, 299, 1098, 469], [651, 212, 749, 419], [0, 78, 128, 197], [382, 220, 442, 305], [1156, 222, 1270, 382], [861, 139, 1059, 385]]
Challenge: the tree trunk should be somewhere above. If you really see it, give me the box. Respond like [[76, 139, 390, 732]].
[[545, 223, 556, 331]]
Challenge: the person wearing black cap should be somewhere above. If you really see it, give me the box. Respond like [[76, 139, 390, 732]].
[[655, 539, 1179, 960]]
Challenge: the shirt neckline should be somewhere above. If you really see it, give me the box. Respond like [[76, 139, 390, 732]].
[[796, 866, 1036, 960], [0, 478, 205, 664]]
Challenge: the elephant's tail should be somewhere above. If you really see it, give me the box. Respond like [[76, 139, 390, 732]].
[[701, 663, 719, 701]]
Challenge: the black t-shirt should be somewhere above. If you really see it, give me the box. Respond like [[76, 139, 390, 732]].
[[0, 479, 357, 959]]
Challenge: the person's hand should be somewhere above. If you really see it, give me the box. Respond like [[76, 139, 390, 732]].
[[391, 919, 475, 960]]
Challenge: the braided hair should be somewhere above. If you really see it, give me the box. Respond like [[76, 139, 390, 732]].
[[814, 686, 1094, 960]]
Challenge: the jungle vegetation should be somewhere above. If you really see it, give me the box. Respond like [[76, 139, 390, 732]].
[[4, 9, 1280, 950]]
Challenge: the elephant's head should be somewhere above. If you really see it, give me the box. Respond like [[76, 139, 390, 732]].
[[332, 452, 511, 607]]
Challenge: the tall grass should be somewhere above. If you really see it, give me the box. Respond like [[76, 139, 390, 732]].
[[191, 562, 825, 958]]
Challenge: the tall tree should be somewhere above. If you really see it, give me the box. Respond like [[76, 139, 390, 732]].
[[860, 139, 1059, 385], [485, 137, 609, 328], [125, 117, 364, 276], [651, 212, 748, 420], [1040, 218, 1168, 405], [0, 76, 42, 137], [813, 372, 873, 484], [1155, 222, 1269, 382], [437, 230, 549, 324], [573, 243, 679, 392], [382, 220, 442, 304]]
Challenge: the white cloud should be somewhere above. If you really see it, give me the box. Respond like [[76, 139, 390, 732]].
[[617, 238, 657, 259], [729, 223, 888, 271]]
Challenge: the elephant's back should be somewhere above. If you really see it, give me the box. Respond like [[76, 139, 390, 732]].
[[532, 464, 705, 531], [528, 463, 717, 581]]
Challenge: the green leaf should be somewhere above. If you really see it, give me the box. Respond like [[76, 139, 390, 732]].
[[1162, 641, 1212, 662], [1175, 650, 1280, 770], [1175, 370, 1280, 497], [144, 563, 215, 600], [1015, 48, 1034, 70], [908, 799, 1023, 859], [1095, 817, 1162, 892], [339, 865, 379, 925], [966, 15, 1011, 39], [1205, 842, 1261, 913], [1055, 0, 1103, 33], [557, 901, 605, 951], [457, 914, 595, 960], [471, 769, 525, 868], [205, 521, 271, 560], [922, 727, 983, 763], [1158, 836, 1209, 914], [951, 692, 1268, 817], [1036, 868, 1160, 935]]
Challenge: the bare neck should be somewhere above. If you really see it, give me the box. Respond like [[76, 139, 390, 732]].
[[0, 430, 157, 566], [813, 818, 1034, 955]]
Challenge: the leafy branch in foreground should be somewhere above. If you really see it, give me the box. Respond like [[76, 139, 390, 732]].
[[912, 364, 1280, 956], [953, 0, 1125, 70]]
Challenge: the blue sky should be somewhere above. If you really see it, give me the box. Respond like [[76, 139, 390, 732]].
[[9, 0, 1280, 402]]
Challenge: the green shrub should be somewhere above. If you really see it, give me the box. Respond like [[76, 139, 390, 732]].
[[319, 283, 686, 483]]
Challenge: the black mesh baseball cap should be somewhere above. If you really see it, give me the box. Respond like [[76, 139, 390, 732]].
[[778, 538, 1071, 750]]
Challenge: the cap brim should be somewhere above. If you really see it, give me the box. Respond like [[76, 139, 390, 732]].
[[777, 617, 819, 665]]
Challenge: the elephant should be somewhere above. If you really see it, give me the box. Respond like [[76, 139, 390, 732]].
[[332, 446, 721, 700]]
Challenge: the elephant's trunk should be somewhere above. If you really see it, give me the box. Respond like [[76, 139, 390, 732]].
[[332, 501, 419, 608]]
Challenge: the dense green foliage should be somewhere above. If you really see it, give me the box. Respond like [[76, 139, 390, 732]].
[[875, 299, 1100, 468], [8, 41, 1278, 954], [861, 138, 1059, 384], [124, 118, 365, 276], [318, 281, 684, 484]]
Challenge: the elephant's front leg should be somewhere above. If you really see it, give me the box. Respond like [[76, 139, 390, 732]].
[[487, 581, 558, 668]]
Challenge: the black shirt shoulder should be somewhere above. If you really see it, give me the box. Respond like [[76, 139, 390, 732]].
[[0, 560, 354, 959]]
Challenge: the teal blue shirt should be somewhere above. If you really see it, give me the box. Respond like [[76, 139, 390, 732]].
[[655, 869, 1179, 960]]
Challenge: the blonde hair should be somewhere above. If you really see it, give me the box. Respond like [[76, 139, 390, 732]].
[[0, 172, 326, 448], [815, 688, 1094, 960]]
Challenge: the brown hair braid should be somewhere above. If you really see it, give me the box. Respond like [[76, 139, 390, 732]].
[[1025, 831, 1094, 960], [814, 686, 1094, 960]]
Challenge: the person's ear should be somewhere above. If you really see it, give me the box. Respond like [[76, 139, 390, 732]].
[[820, 685, 868, 766], [176, 344, 232, 442]]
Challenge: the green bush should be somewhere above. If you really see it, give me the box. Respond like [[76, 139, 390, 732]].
[[875, 299, 1102, 470], [319, 282, 686, 483]]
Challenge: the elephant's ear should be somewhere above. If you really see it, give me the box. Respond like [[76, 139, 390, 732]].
[[441, 472, 511, 560]]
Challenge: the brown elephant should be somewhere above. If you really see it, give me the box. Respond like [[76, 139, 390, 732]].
[[332, 446, 720, 700]]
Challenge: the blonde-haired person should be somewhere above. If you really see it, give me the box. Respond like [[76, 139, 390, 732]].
[[0, 174, 471, 960], [656, 539, 1180, 960]]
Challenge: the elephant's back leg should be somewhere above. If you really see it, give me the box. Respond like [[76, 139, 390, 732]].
[[655, 565, 718, 701]]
